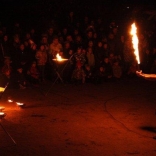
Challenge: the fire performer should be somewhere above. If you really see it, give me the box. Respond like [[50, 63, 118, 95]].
[[130, 23, 156, 140]]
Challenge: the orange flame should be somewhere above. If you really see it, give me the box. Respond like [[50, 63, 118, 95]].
[[130, 23, 140, 64], [56, 53, 63, 61]]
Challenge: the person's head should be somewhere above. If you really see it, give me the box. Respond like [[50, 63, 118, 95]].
[[41, 36, 48, 44], [69, 11, 74, 17], [17, 67, 23, 73], [112, 27, 118, 35], [88, 40, 94, 47], [48, 27, 53, 35], [31, 61, 37, 67], [66, 35, 73, 42], [62, 28, 68, 34], [64, 41, 70, 49], [75, 35, 82, 42], [74, 29, 79, 36], [20, 44, 25, 51], [113, 60, 119, 66], [97, 41, 103, 47], [87, 31, 93, 38], [14, 35, 20, 43], [53, 37, 59, 44], [77, 47, 82, 54], [145, 49, 150, 54], [3, 68, 11, 78], [4, 57, 12, 65], [3, 35, 8, 42], [109, 53, 114, 59], [39, 45, 45, 51], [25, 33, 31, 40], [103, 42, 108, 49], [104, 57, 109, 63], [100, 66, 105, 72], [108, 33, 114, 40]]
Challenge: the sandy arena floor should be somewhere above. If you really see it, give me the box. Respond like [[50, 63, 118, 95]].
[[0, 78, 156, 156]]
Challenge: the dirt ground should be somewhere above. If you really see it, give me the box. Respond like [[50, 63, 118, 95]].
[[0, 78, 156, 156]]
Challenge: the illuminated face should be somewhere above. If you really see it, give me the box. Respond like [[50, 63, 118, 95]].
[[4, 35, 8, 41], [104, 58, 109, 63], [88, 41, 93, 47], [65, 42, 70, 48], [53, 38, 59, 44], [108, 33, 114, 39], [40, 45, 45, 51], [98, 42, 102, 47], [87, 31, 93, 38], [103, 43, 107, 49], [32, 62, 36, 67], [20, 44, 25, 51]]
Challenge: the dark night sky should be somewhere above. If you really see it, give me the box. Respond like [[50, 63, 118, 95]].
[[0, 0, 156, 27]]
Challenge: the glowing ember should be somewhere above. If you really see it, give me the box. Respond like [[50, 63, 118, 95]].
[[130, 23, 140, 65], [53, 53, 68, 62], [56, 53, 63, 61], [0, 87, 5, 92], [16, 102, 25, 108], [8, 99, 13, 103], [0, 112, 6, 118], [16, 102, 24, 106], [0, 107, 5, 111]]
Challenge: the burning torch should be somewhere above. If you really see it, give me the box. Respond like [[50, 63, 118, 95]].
[[130, 23, 141, 71]]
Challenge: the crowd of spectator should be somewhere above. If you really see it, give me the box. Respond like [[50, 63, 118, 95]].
[[0, 10, 156, 89]]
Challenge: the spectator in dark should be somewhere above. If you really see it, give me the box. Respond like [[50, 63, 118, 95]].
[[49, 36, 63, 59], [1, 34, 11, 58], [30, 28, 38, 44], [72, 61, 86, 84], [1, 57, 12, 77], [103, 42, 110, 58], [84, 64, 94, 83], [94, 41, 104, 68], [107, 32, 116, 55], [35, 44, 48, 82], [17, 43, 29, 74], [27, 61, 40, 86], [74, 35, 83, 51], [86, 47, 95, 70], [84, 30, 94, 48], [127, 61, 138, 78], [47, 27, 55, 44], [112, 60, 122, 80], [0, 68, 10, 89], [141, 49, 153, 73], [61, 28, 69, 41], [73, 47, 86, 68], [63, 41, 73, 59], [100, 57, 113, 81], [16, 66, 27, 89]]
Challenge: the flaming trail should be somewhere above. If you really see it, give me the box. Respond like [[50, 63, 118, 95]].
[[130, 23, 140, 64]]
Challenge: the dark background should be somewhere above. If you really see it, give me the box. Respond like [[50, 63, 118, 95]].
[[0, 0, 156, 34]]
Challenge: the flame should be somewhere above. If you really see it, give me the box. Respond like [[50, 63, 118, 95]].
[[0, 112, 5, 115], [16, 102, 24, 106], [0, 87, 5, 92], [130, 23, 140, 64], [0, 107, 5, 111], [8, 99, 13, 103], [56, 53, 63, 61]]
